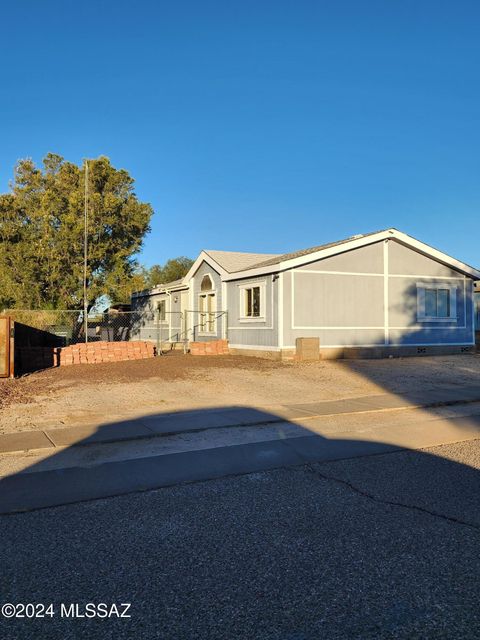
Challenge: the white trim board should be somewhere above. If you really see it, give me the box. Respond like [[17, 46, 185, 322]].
[[184, 251, 228, 282], [384, 240, 389, 345], [321, 342, 476, 347], [228, 344, 282, 351], [222, 229, 480, 281], [278, 272, 284, 348], [291, 270, 467, 280], [287, 325, 468, 331], [228, 342, 475, 350]]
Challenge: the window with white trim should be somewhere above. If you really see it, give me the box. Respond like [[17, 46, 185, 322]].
[[417, 283, 457, 321], [239, 283, 265, 319], [199, 293, 216, 333], [157, 300, 166, 322], [201, 274, 214, 292], [198, 272, 216, 333]]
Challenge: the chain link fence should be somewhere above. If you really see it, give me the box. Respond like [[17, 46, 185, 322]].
[[3, 310, 148, 347], [3, 308, 229, 352]]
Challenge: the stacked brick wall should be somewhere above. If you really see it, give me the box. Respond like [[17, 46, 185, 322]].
[[58, 341, 155, 366], [16, 341, 156, 372], [189, 339, 229, 356]]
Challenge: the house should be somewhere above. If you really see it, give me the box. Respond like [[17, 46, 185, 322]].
[[475, 282, 480, 335], [131, 228, 480, 359]]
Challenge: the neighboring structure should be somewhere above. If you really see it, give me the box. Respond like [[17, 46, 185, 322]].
[[475, 282, 480, 335], [131, 229, 480, 359]]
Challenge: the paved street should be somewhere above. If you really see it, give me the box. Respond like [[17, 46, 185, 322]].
[[1, 437, 479, 639]]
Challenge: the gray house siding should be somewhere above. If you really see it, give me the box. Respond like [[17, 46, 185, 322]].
[[226, 275, 278, 348], [191, 261, 224, 342], [281, 240, 475, 349], [388, 241, 461, 278], [131, 292, 166, 342], [131, 290, 184, 343], [282, 242, 385, 348], [387, 242, 473, 346], [167, 292, 183, 341]]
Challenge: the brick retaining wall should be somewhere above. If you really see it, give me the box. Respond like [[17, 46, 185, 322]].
[[189, 340, 229, 356], [16, 341, 156, 370], [59, 341, 156, 365]]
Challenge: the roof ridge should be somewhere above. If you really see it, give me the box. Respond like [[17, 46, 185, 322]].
[[236, 229, 390, 271]]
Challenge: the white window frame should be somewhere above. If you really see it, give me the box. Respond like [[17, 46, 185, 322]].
[[239, 281, 266, 322], [416, 282, 457, 322], [198, 272, 217, 335], [157, 299, 168, 324], [198, 293, 216, 334], [200, 273, 215, 292]]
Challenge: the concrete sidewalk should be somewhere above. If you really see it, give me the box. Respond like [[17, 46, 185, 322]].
[[1, 384, 480, 455], [2, 409, 480, 513]]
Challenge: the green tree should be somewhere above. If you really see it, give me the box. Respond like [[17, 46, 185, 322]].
[[0, 153, 153, 310], [146, 256, 194, 288]]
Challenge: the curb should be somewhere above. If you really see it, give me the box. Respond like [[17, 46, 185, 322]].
[[1, 394, 480, 456]]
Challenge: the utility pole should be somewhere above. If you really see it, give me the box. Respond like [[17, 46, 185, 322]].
[[84, 160, 89, 343]]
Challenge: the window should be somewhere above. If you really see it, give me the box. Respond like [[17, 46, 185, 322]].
[[199, 293, 216, 333], [157, 300, 166, 322], [425, 288, 450, 317], [240, 282, 265, 319], [245, 286, 261, 317], [417, 283, 457, 321], [201, 274, 214, 292]]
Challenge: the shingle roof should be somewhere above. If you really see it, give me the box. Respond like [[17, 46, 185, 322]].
[[132, 277, 187, 298], [204, 250, 281, 273], [237, 229, 388, 271], [161, 278, 186, 289]]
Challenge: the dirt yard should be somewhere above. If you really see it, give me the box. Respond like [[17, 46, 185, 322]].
[[1, 352, 480, 434]]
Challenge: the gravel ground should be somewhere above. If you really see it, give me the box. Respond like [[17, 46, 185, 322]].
[[0, 440, 479, 639], [1, 353, 480, 434]]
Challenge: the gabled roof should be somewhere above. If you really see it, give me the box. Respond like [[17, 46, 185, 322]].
[[135, 228, 480, 301], [221, 228, 480, 281], [239, 230, 382, 271], [204, 250, 280, 273], [183, 249, 281, 282]]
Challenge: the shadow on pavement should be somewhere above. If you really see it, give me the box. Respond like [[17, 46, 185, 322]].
[[1, 402, 480, 639], [0, 404, 479, 519]]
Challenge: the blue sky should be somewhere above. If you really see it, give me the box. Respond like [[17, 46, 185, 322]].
[[1, 0, 479, 267]]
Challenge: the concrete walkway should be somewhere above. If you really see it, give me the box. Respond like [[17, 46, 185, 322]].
[[1, 384, 480, 455], [1, 384, 480, 514]]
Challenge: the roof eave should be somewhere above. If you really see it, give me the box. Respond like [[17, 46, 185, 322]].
[[222, 229, 480, 281], [183, 250, 230, 282]]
